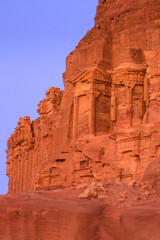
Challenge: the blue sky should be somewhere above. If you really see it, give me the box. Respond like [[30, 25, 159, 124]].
[[0, 0, 98, 194]]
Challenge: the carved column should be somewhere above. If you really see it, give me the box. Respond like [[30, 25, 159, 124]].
[[19, 155, 24, 192], [8, 161, 13, 193], [21, 158, 25, 192], [111, 90, 117, 122], [17, 156, 21, 192], [29, 151, 33, 189], [6, 161, 10, 178], [23, 150, 28, 191], [26, 152, 30, 191], [144, 77, 149, 107], [12, 159, 16, 193], [127, 87, 133, 127], [89, 81, 96, 135], [73, 96, 79, 139], [23, 159, 28, 191]]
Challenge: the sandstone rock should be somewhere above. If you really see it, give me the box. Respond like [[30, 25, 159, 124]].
[[119, 192, 127, 199], [84, 187, 97, 198], [4, 191, 160, 240], [119, 199, 125, 203], [121, 204, 160, 240], [152, 190, 156, 194], [128, 180, 137, 188], [99, 186, 106, 192], [142, 184, 149, 190], [78, 193, 88, 199], [134, 196, 141, 201], [76, 183, 87, 190], [144, 191, 151, 197], [0, 191, 105, 240], [98, 194, 106, 201], [0, 192, 160, 239], [142, 158, 160, 195]]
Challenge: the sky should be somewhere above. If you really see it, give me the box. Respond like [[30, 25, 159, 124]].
[[0, 0, 98, 194]]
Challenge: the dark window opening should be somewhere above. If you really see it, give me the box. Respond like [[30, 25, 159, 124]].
[[56, 159, 66, 163], [80, 160, 89, 168]]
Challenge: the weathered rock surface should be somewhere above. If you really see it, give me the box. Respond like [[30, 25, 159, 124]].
[[0, 191, 104, 240], [121, 204, 160, 240], [0, 191, 160, 240]]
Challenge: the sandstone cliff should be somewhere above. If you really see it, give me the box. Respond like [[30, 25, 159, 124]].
[[2, 1, 160, 240], [6, 0, 160, 195]]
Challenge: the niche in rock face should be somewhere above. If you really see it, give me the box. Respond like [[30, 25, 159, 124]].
[[116, 86, 128, 127], [96, 93, 110, 134], [77, 95, 89, 137], [132, 85, 144, 126]]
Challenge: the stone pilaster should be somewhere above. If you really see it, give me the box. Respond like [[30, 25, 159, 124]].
[[73, 96, 79, 139], [111, 90, 117, 122], [89, 81, 96, 135], [127, 87, 133, 127]]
